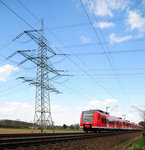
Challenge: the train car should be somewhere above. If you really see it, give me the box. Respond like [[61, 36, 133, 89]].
[[80, 109, 143, 132]]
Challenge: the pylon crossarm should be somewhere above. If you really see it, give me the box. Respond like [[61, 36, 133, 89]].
[[24, 31, 56, 55]]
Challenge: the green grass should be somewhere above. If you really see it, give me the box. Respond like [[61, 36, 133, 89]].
[[128, 137, 145, 150]]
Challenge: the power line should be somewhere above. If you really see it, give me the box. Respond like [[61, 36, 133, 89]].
[[0, 1, 104, 97], [0, 54, 113, 106], [0, 84, 34, 98], [16, 0, 38, 20], [49, 22, 90, 30], [57, 37, 145, 49], [1, 0, 131, 114], [0, 51, 36, 76], [71, 73, 145, 76], [86, 0, 129, 93], [1, 0, 145, 120], [69, 49, 145, 56], [0, 0, 36, 31], [14, 0, 123, 101], [37, 15, 145, 31], [63, 67, 145, 72], [54, 81, 102, 102], [80, 0, 131, 107]]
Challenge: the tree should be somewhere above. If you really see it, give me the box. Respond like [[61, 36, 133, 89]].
[[139, 121, 145, 129], [69, 125, 74, 129], [62, 124, 67, 129], [69, 123, 80, 130], [73, 123, 80, 129]]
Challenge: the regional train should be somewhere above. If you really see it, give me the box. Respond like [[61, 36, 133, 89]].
[[80, 109, 143, 132]]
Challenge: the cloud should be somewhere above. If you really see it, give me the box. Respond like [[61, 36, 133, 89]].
[[0, 64, 18, 82], [94, 21, 115, 28], [89, 99, 118, 107], [130, 103, 138, 107], [81, 35, 91, 43], [78, 102, 142, 124], [2, 100, 141, 126], [0, 101, 34, 121], [142, 0, 145, 4], [109, 33, 132, 44], [83, 0, 130, 17], [51, 105, 81, 125], [0, 101, 77, 125], [126, 10, 145, 32]]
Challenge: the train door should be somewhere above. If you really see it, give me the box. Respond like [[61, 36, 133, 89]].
[[98, 113, 101, 126], [115, 121, 116, 128], [101, 116, 107, 127], [107, 117, 109, 128]]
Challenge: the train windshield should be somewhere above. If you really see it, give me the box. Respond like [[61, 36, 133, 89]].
[[83, 111, 94, 122]]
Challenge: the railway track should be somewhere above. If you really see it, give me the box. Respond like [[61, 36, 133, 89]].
[[0, 132, 84, 139], [0, 131, 142, 149]]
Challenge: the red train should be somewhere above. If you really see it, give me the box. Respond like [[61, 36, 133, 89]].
[[80, 109, 143, 132]]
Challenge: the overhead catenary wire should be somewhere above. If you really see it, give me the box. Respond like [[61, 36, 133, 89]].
[[80, 0, 130, 105]]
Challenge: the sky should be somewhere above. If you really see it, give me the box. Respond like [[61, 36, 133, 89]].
[[0, 0, 145, 125]]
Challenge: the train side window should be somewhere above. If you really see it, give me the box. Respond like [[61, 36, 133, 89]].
[[102, 118, 105, 124], [98, 114, 100, 119], [107, 119, 109, 124]]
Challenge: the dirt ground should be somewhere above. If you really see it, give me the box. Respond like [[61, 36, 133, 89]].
[[0, 128, 82, 134], [0, 128, 41, 134]]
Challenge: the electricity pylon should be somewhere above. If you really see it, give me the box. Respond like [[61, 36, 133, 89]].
[[15, 19, 63, 133]]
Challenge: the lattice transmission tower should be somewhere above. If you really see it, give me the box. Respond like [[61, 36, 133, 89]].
[[13, 19, 63, 133]]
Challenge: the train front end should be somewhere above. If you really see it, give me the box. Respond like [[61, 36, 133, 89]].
[[80, 110, 97, 132]]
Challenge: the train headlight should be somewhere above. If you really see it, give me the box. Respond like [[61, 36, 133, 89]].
[[93, 121, 96, 124]]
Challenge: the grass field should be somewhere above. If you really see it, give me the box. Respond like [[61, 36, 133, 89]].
[[128, 137, 145, 150], [0, 128, 83, 134]]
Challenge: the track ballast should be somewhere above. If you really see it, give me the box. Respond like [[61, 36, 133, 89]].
[[0, 131, 142, 149]]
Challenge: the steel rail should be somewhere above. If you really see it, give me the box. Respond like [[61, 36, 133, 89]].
[[0, 131, 142, 149], [0, 132, 84, 139]]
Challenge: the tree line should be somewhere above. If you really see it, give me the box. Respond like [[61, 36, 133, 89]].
[[0, 119, 33, 128], [0, 119, 80, 130]]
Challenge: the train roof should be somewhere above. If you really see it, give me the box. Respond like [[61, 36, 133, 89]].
[[83, 109, 140, 126], [87, 109, 109, 115]]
